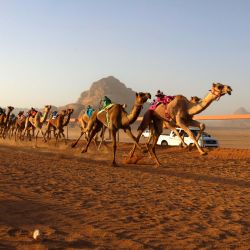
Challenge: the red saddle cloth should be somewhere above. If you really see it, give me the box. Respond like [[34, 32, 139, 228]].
[[149, 96, 174, 111], [149, 95, 174, 121]]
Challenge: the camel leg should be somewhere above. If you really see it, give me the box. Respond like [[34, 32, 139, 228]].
[[186, 120, 205, 142], [40, 128, 47, 143], [110, 128, 118, 166], [126, 128, 144, 151], [97, 126, 106, 150], [147, 133, 161, 167], [128, 129, 144, 158], [176, 119, 206, 155], [71, 131, 84, 148], [81, 123, 102, 153]]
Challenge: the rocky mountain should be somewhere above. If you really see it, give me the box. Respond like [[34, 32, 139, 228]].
[[58, 76, 151, 118], [76, 76, 148, 111]]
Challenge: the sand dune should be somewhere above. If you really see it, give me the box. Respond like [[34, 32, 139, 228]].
[[0, 137, 250, 249]]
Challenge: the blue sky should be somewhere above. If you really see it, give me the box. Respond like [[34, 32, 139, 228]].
[[0, 0, 249, 114]]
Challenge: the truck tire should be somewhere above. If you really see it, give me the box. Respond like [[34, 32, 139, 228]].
[[161, 140, 168, 147]]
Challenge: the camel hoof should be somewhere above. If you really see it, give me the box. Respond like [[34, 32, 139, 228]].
[[71, 143, 76, 148], [112, 162, 119, 167], [81, 149, 87, 153], [200, 151, 207, 155]]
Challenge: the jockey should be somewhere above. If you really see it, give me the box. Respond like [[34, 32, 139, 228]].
[[149, 90, 174, 111], [101, 96, 112, 109], [155, 90, 174, 104], [86, 105, 94, 117]]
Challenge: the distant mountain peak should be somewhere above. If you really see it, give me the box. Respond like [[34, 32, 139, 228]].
[[234, 107, 249, 114]]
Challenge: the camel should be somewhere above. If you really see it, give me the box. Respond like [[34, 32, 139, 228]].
[[190, 96, 202, 104], [6, 113, 16, 139], [81, 92, 151, 166], [45, 109, 73, 144], [144, 95, 203, 147], [22, 105, 52, 145], [71, 110, 107, 149], [129, 83, 232, 166], [12, 112, 33, 141], [0, 106, 14, 138], [56, 108, 74, 143], [71, 111, 97, 148]]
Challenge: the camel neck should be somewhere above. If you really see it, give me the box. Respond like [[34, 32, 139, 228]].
[[127, 103, 143, 125], [40, 109, 50, 123], [188, 92, 217, 116], [63, 113, 72, 126], [4, 109, 12, 124]]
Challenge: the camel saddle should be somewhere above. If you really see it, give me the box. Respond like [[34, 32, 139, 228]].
[[97, 103, 114, 128], [149, 95, 174, 111]]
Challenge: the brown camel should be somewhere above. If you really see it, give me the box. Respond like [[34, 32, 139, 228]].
[[45, 109, 72, 144], [56, 108, 74, 143], [22, 105, 52, 145], [0, 106, 14, 138], [129, 83, 232, 166], [81, 92, 151, 166], [45, 109, 67, 140], [6, 113, 16, 139]]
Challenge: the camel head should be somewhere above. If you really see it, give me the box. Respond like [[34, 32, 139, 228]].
[[44, 105, 52, 112], [190, 96, 201, 104], [135, 92, 151, 105], [67, 108, 74, 115], [7, 106, 14, 111], [59, 109, 67, 116], [211, 83, 232, 99]]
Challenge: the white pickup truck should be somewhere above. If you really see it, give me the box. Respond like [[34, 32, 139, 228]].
[[156, 127, 219, 148]]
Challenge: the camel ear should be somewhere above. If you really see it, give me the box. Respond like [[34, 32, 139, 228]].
[[212, 83, 216, 87], [136, 92, 138, 97]]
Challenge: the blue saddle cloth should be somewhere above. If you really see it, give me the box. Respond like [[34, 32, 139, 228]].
[[52, 111, 58, 119]]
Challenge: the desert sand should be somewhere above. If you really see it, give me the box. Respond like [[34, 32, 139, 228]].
[[0, 128, 250, 249]]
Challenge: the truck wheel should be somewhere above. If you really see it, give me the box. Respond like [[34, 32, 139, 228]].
[[161, 141, 168, 147]]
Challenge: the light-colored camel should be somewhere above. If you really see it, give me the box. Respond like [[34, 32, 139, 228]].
[[0, 106, 14, 138], [145, 95, 203, 148], [81, 92, 151, 166], [71, 111, 107, 149], [22, 105, 52, 145], [129, 83, 232, 166]]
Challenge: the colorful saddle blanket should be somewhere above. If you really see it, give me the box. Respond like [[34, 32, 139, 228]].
[[149, 96, 174, 111], [97, 103, 114, 127]]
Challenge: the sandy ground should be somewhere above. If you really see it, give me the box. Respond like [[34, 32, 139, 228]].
[[0, 128, 250, 249]]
